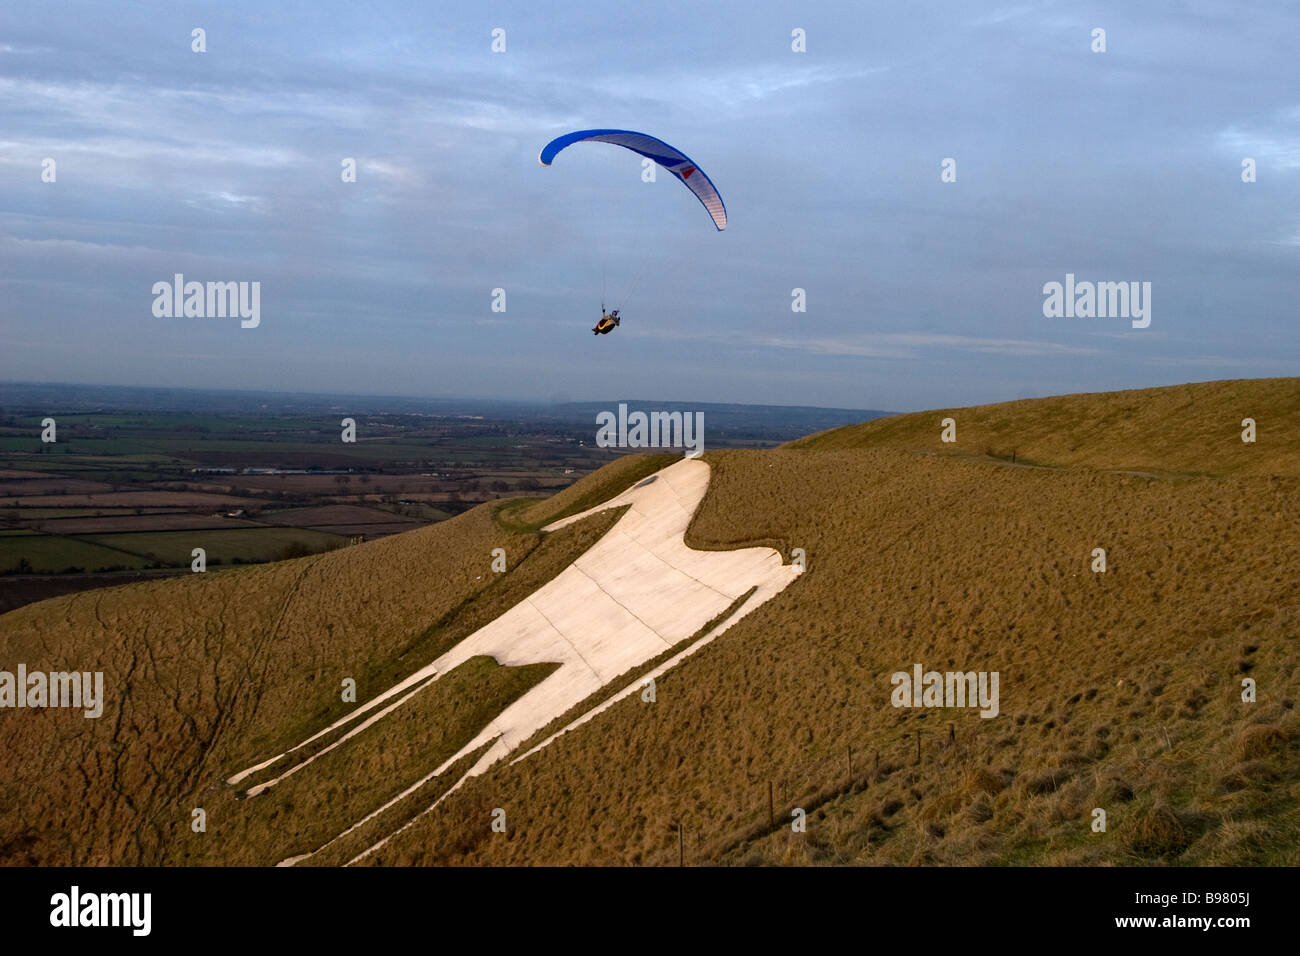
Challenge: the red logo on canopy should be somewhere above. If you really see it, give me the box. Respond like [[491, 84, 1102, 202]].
[[680, 165, 695, 179]]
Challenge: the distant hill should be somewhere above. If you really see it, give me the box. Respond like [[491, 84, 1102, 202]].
[[2, 378, 1296, 867], [547, 400, 892, 442], [789, 377, 1300, 477]]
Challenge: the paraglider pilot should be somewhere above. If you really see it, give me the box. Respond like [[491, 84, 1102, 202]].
[[593, 309, 620, 335]]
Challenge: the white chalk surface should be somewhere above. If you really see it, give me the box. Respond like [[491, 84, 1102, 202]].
[[228, 457, 800, 864]]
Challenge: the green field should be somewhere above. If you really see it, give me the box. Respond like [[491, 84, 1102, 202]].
[[0, 535, 150, 573], [0, 399, 617, 609], [16, 508, 181, 519], [78, 528, 347, 565], [0, 436, 456, 460]]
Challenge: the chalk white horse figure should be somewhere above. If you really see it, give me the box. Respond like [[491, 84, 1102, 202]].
[[228, 457, 801, 865]]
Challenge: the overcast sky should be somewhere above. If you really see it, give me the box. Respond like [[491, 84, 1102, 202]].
[[1, 1, 1296, 411]]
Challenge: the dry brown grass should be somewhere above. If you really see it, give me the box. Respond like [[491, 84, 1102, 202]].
[[362, 381, 1300, 867], [788, 377, 1300, 478], [500, 452, 677, 531], [177, 656, 556, 866], [0, 489, 621, 864], [2, 383, 1297, 867]]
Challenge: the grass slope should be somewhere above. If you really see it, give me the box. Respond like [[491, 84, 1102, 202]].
[[3, 386, 1297, 867], [0, 476, 632, 864], [361, 379, 1299, 866], [789, 377, 1300, 478]]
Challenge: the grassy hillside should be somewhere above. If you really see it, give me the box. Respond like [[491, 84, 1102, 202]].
[[788, 377, 1300, 478], [497, 452, 678, 531], [361, 380, 1299, 866], [2, 383, 1296, 867], [0, 464, 653, 864]]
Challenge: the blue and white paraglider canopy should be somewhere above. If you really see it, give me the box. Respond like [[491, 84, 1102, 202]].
[[538, 129, 727, 231]]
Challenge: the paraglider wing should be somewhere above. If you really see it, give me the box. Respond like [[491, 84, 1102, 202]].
[[538, 129, 727, 231]]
